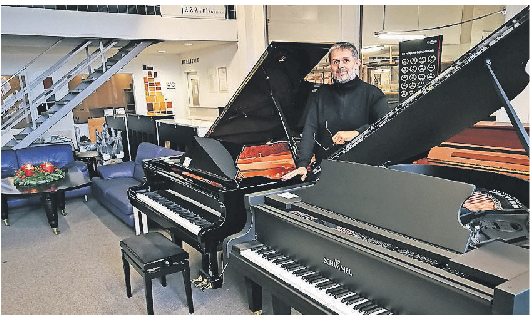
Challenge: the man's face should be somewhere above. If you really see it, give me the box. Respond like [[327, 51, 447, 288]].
[[330, 48, 361, 83]]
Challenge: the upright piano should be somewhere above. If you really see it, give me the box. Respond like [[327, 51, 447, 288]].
[[128, 42, 331, 289], [228, 7, 529, 315]]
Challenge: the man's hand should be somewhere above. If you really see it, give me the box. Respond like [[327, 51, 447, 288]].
[[332, 130, 359, 145], [281, 167, 308, 181]]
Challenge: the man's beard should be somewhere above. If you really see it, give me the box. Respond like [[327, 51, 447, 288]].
[[333, 67, 358, 84]]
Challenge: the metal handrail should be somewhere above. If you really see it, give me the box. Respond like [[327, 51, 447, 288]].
[[1, 39, 117, 132], [1, 37, 64, 88]]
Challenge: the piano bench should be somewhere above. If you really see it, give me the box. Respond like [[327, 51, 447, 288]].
[[120, 232, 194, 315]]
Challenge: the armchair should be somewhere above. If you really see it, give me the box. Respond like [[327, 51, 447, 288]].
[[91, 142, 181, 227]]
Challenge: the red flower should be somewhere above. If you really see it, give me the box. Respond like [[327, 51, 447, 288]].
[[20, 175, 26, 180], [25, 170, 34, 176]]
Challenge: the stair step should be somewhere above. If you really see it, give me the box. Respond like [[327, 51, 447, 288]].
[[47, 104, 64, 112], [3, 139, 18, 148], [86, 70, 104, 81], [10, 39, 154, 150]]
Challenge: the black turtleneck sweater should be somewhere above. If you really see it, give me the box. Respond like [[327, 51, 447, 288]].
[[296, 77, 389, 168]]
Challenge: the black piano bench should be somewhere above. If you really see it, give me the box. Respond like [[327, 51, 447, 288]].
[[120, 232, 194, 315]]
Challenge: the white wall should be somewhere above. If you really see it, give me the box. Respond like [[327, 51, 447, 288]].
[[176, 43, 239, 119], [267, 5, 360, 46], [494, 5, 529, 123], [121, 52, 184, 117]]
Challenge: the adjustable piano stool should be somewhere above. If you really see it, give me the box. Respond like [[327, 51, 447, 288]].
[[120, 232, 194, 315]]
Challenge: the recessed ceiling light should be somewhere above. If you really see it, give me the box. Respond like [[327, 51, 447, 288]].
[[362, 45, 384, 53], [184, 43, 193, 46], [374, 31, 425, 41], [157, 50, 166, 53]]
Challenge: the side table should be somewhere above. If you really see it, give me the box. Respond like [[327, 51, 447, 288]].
[[1, 169, 91, 234], [74, 151, 99, 178]]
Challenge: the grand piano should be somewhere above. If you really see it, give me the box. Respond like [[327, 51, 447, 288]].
[[227, 7, 529, 315], [128, 42, 332, 289]]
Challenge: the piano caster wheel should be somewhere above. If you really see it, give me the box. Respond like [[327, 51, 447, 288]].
[[60, 209, 67, 216], [52, 228, 60, 235], [2, 219, 9, 226], [252, 310, 262, 315]]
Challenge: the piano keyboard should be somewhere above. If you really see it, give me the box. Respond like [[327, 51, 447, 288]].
[[136, 190, 214, 235], [240, 244, 392, 315]]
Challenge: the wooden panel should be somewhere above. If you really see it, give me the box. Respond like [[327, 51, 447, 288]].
[[419, 121, 530, 180], [446, 121, 529, 150], [71, 74, 133, 123], [88, 117, 105, 142]]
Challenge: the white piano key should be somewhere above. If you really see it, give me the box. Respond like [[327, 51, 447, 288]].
[[240, 247, 389, 315], [137, 193, 202, 235]]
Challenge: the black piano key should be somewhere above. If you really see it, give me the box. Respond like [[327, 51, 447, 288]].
[[341, 294, 360, 303], [265, 252, 283, 260], [302, 273, 321, 282], [282, 262, 300, 270], [353, 300, 373, 311], [257, 248, 274, 255], [316, 281, 336, 290], [334, 290, 352, 299], [294, 269, 313, 277], [361, 304, 379, 314], [365, 306, 385, 315], [346, 295, 365, 305], [272, 257, 290, 264], [251, 244, 265, 251], [308, 276, 327, 284], [326, 286, 346, 295]]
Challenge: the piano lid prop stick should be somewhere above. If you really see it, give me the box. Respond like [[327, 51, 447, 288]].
[[485, 59, 530, 156]]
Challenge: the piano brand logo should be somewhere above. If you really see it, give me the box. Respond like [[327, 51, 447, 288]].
[[323, 257, 352, 276]]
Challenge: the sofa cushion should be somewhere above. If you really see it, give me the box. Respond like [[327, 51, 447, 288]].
[[1, 149, 18, 178], [98, 161, 135, 179], [92, 177, 140, 216], [16, 144, 74, 168], [132, 142, 182, 182]]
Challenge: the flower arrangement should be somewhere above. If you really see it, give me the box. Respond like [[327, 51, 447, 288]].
[[13, 163, 65, 186]]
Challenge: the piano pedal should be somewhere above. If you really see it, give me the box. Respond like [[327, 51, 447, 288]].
[[252, 310, 262, 315], [199, 281, 212, 291], [191, 275, 204, 286]]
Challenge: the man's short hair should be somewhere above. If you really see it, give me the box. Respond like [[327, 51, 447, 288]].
[[328, 42, 359, 61]]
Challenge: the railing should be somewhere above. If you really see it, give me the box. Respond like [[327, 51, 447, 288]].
[[3, 5, 162, 16], [3, 5, 238, 19], [1, 39, 117, 133]]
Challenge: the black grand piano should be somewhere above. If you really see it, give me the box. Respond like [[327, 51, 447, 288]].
[[128, 42, 332, 289], [227, 7, 529, 315]]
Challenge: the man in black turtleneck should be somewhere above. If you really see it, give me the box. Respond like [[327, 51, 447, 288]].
[[282, 42, 389, 181]]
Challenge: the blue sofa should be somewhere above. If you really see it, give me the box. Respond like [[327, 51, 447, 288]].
[[1, 144, 90, 208], [91, 142, 182, 228]]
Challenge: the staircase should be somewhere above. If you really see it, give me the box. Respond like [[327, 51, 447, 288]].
[[1, 38, 156, 150]]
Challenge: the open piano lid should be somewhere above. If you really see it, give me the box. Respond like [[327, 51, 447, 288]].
[[206, 42, 332, 147], [178, 42, 331, 182], [331, 7, 529, 166]]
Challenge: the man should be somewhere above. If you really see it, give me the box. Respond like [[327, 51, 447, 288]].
[[282, 42, 389, 181]]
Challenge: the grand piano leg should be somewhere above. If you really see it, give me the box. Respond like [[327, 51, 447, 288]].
[[2, 194, 9, 226], [57, 190, 67, 216], [41, 192, 60, 235], [272, 294, 291, 315], [245, 276, 262, 313], [262, 287, 291, 315], [169, 231, 183, 247]]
